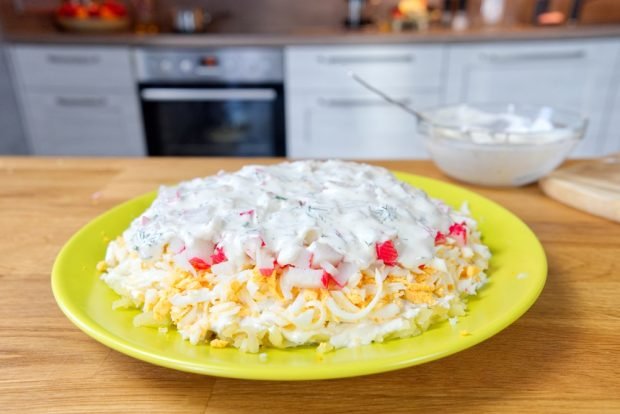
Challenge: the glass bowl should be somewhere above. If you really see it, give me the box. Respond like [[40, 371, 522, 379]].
[[418, 103, 587, 187]]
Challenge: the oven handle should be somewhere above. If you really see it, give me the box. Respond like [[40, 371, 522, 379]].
[[141, 88, 277, 101]]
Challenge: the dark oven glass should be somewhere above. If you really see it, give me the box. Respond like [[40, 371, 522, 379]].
[[141, 85, 285, 156]]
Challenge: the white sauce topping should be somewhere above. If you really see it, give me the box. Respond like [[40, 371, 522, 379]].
[[125, 160, 453, 273]]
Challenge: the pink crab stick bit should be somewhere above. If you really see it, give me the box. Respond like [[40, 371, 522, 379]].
[[210, 246, 227, 265], [375, 240, 398, 266], [449, 222, 468, 245], [435, 231, 447, 245]]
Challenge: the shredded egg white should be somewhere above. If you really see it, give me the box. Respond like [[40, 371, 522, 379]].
[[99, 160, 491, 353]]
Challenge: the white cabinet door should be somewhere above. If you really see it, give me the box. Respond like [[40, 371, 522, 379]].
[[286, 45, 445, 159], [21, 90, 145, 156], [10, 45, 146, 156], [445, 40, 618, 157], [287, 45, 444, 90], [11, 46, 135, 90], [287, 88, 439, 159], [0, 45, 27, 154], [601, 42, 620, 155], [603, 86, 620, 155]]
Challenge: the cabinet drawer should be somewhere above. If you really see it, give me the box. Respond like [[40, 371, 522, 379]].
[[11, 46, 135, 90], [22, 91, 145, 156], [603, 68, 620, 154], [286, 45, 444, 90], [286, 89, 439, 159]]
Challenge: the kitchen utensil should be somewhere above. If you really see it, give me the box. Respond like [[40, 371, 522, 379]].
[[452, 0, 469, 30], [347, 73, 586, 187], [539, 153, 620, 222], [347, 71, 425, 120], [480, 0, 505, 25], [417, 103, 587, 186], [533, 0, 550, 22], [344, 0, 372, 28], [569, 0, 584, 23], [172, 7, 210, 33]]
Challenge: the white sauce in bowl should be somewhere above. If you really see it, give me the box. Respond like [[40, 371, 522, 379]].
[[420, 105, 584, 186]]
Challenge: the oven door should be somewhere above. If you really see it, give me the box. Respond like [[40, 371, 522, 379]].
[[140, 85, 285, 156]]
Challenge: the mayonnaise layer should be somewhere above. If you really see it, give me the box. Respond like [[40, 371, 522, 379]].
[[126, 160, 452, 275]]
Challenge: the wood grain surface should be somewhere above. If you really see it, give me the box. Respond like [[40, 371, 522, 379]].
[[1, 157, 618, 414]]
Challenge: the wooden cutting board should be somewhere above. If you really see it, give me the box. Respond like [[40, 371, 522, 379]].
[[539, 153, 620, 222]]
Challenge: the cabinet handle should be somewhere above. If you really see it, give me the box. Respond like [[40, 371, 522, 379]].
[[46, 54, 101, 65], [55, 96, 107, 107], [318, 97, 411, 107], [317, 54, 414, 65], [480, 50, 586, 63]]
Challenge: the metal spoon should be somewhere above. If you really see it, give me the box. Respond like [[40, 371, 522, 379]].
[[347, 71, 427, 121]]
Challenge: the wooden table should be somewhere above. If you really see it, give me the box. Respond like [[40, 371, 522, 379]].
[[1, 157, 618, 413]]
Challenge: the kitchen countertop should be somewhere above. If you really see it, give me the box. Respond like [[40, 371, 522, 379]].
[[2, 13, 620, 46], [1, 157, 619, 413]]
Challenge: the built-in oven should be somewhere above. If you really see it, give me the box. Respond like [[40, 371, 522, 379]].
[[135, 48, 285, 156]]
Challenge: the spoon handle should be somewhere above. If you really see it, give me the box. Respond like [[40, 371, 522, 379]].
[[347, 71, 424, 120]]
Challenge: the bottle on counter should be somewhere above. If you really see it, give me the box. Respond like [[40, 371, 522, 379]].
[[132, 0, 159, 33], [390, 0, 430, 32], [480, 0, 504, 26], [532, 0, 566, 25], [344, 0, 373, 29], [451, 0, 469, 31], [568, 0, 584, 24]]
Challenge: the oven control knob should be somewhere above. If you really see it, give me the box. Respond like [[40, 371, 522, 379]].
[[179, 59, 194, 73]]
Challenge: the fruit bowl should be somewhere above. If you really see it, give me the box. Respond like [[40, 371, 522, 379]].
[[55, 0, 130, 32]]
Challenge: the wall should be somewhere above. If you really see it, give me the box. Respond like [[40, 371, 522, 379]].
[[196, 0, 620, 33], [6, 0, 620, 31], [182, 0, 349, 33], [512, 0, 620, 24]]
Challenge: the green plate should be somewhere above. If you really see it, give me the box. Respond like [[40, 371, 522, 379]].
[[51, 172, 547, 380]]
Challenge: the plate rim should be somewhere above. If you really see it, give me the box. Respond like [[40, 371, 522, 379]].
[[51, 171, 547, 380]]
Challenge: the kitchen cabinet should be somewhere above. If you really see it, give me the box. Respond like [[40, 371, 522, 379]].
[[286, 45, 443, 90], [601, 42, 620, 155], [10, 45, 145, 156], [604, 93, 620, 156], [444, 39, 619, 157], [285, 45, 445, 159], [287, 89, 438, 159], [286, 40, 619, 160], [0, 43, 27, 154], [19, 90, 145, 156]]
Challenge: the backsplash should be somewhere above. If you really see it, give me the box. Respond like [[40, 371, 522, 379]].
[[5, 0, 620, 28], [163, 0, 351, 33]]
